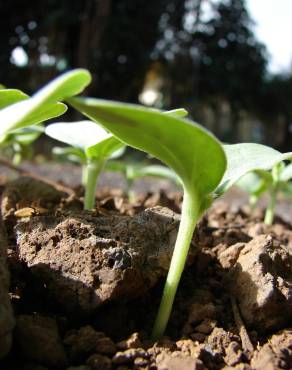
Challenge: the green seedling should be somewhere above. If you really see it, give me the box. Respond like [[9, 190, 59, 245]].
[[46, 120, 125, 210], [106, 160, 180, 200], [0, 125, 44, 165], [236, 171, 266, 208], [68, 97, 292, 339], [0, 69, 91, 142], [237, 161, 292, 225]]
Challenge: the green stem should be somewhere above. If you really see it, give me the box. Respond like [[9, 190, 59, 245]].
[[84, 160, 104, 210], [81, 164, 88, 187], [12, 152, 22, 166], [249, 195, 258, 210], [151, 190, 200, 340], [264, 186, 277, 225]]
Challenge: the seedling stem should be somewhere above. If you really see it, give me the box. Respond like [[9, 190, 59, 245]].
[[264, 186, 277, 225], [84, 160, 104, 210], [264, 164, 281, 225], [151, 189, 200, 340]]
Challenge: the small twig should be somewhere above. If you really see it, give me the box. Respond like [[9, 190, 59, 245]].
[[0, 156, 75, 195], [231, 295, 254, 355]]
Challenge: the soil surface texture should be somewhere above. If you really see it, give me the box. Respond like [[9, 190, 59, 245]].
[[0, 176, 292, 370]]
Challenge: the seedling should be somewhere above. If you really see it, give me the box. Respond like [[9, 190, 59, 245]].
[[106, 160, 180, 200], [237, 161, 292, 224], [68, 97, 292, 339], [236, 171, 267, 208], [0, 125, 44, 165], [0, 69, 91, 142], [46, 121, 125, 210]]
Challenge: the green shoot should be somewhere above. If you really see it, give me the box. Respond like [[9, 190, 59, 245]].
[[67, 98, 227, 339], [45, 121, 124, 210], [236, 160, 292, 225], [236, 172, 267, 209], [0, 125, 44, 165], [106, 160, 180, 200], [217, 143, 292, 194], [0, 69, 91, 141], [68, 98, 292, 339]]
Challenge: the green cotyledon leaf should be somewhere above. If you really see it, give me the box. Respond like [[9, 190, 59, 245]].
[[67, 97, 227, 201], [0, 69, 91, 138], [45, 120, 125, 161], [0, 89, 28, 110], [217, 143, 292, 195], [236, 171, 268, 196]]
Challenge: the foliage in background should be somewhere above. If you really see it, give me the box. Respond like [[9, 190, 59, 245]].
[[1, 0, 292, 150], [0, 125, 44, 165], [237, 161, 292, 224], [46, 120, 124, 210], [0, 69, 90, 140]]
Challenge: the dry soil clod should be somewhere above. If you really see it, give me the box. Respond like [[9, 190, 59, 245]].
[[15, 206, 196, 316]]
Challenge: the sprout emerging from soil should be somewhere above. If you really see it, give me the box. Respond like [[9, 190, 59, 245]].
[[106, 160, 180, 200], [67, 98, 292, 339], [0, 125, 44, 165], [67, 98, 227, 338], [46, 121, 125, 210], [0, 69, 91, 142], [236, 161, 292, 225]]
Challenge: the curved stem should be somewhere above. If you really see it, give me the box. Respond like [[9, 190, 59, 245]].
[[151, 190, 200, 340], [84, 159, 104, 210], [264, 186, 277, 225]]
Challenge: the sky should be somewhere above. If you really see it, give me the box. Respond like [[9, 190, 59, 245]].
[[246, 0, 292, 73]]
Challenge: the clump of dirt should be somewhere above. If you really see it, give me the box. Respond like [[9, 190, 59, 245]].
[[228, 234, 292, 332], [15, 205, 196, 316], [1, 176, 292, 369], [251, 329, 292, 369]]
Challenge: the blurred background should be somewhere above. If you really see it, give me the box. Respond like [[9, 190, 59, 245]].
[[0, 0, 292, 151]]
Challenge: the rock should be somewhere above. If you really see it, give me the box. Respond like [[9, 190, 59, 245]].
[[228, 235, 292, 332], [15, 314, 67, 368], [156, 352, 204, 370], [15, 206, 195, 315], [86, 354, 112, 370], [251, 330, 292, 370], [0, 217, 15, 358]]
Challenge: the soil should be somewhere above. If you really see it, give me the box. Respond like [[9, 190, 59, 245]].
[[0, 175, 292, 369]]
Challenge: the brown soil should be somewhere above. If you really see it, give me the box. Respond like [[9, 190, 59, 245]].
[[0, 176, 292, 369]]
